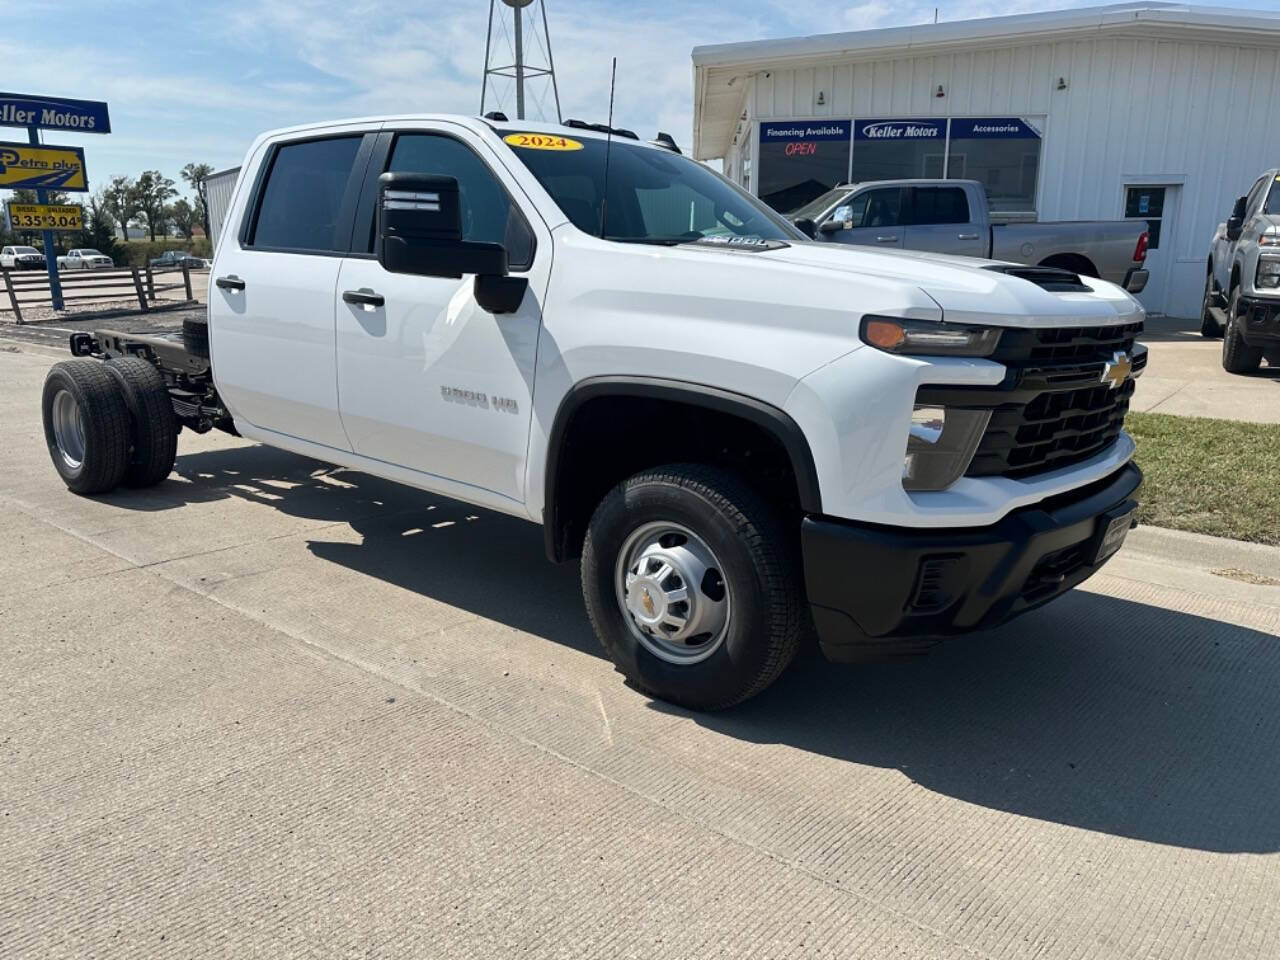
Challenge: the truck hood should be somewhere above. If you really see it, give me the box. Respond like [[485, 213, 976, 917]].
[[748, 241, 1144, 328]]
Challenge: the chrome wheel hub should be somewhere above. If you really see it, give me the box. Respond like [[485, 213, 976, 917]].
[[615, 522, 730, 665], [51, 389, 86, 471]]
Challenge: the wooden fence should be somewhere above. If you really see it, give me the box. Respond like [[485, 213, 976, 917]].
[[0, 262, 195, 324]]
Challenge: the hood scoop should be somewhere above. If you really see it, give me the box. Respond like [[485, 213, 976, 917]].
[[984, 264, 1090, 293]]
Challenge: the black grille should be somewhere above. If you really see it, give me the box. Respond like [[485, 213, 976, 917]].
[[918, 322, 1145, 480]]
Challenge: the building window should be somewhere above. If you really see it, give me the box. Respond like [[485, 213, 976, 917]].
[[851, 118, 947, 182], [945, 118, 1041, 214], [757, 121, 851, 213], [759, 116, 1044, 215]]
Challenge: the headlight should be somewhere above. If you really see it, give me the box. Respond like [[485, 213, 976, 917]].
[[903, 404, 991, 491], [1257, 258, 1280, 289], [861, 316, 1003, 357]]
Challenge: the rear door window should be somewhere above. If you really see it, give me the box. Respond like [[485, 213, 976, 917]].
[[248, 136, 364, 252], [910, 187, 970, 225]]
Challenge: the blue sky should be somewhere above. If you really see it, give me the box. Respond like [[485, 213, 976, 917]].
[[0, 0, 1273, 198]]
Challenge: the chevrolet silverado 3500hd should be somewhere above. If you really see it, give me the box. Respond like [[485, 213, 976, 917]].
[[41, 115, 1146, 709]]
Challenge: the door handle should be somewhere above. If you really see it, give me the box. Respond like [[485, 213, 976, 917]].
[[215, 275, 245, 291], [875, 235, 899, 243], [343, 288, 384, 308], [957, 233, 980, 240]]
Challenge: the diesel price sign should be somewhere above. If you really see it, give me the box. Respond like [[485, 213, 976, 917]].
[[7, 202, 82, 231]]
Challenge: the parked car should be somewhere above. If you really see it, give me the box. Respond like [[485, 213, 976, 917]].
[[1202, 169, 1280, 372], [0, 245, 46, 270], [40, 115, 1146, 710], [790, 179, 1149, 292], [57, 249, 114, 270], [149, 250, 204, 270]]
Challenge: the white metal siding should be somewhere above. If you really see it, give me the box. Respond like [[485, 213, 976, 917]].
[[747, 36, 1280, 316], [205, 167, 241, 252]]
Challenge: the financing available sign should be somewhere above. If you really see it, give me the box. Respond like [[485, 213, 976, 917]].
[[7, 201, 83, 231], [0, 93, 110, 134], [0, 142, 88, 191]]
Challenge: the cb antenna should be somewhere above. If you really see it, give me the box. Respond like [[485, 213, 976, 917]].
[[599, 57, 617, 239]]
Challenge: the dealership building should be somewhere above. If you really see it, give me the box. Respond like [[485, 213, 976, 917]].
[[692, 2, 1280, 317]]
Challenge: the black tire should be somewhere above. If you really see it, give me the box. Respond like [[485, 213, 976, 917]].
[[1200, 272, 1223, 339], [41, 360, 130, 495], [1222, 287, 1263, 374], [182, 316, 209, 359], [581, 465, 804, 711], [104, 357, 178, 487]]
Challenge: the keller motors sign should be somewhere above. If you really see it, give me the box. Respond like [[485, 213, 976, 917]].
[[0, 93, 111, 134]]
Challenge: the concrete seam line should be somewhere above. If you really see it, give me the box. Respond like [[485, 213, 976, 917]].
[[4, 492, 999, 960]]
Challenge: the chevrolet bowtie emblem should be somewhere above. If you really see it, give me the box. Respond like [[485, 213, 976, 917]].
[[1100, 351, 1132, 390]]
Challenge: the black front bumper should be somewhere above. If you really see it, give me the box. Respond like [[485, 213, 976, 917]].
[[1239, 294, 1280, 346], [802, 462, 1142, 661]]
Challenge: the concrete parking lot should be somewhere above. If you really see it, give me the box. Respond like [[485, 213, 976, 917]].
[[2, 337, 1279, 959], [1133, 315, 1280, 423]]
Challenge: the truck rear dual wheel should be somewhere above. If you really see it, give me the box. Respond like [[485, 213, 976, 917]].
[[182, 317, 210, 359], [581, 465, 804, 711], [42, 361, 132, 495], [103, 357, 178, 487], [1222, 288, 1263, 374], [42, 358, 178, 495]]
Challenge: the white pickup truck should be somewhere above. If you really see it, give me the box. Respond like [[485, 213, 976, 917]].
[[40, 114, 1146, 710], [790, 179, 1150, 294]]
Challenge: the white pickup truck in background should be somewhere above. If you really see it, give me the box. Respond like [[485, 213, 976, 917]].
[[790, 179, 1150, 293], [40, 114, 1147, 710]]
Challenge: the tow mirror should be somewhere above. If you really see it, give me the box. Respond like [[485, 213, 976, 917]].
[[793, 217, 817, 239], [1226, 195, 1247, 241], [377, 172, 528, 313]]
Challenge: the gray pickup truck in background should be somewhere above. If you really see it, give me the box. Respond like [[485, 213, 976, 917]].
[[790, 179, 1150, 292], [1202, 168, 1280, 373]]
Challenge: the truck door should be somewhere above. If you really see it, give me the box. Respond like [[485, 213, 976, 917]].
[[333, 124, 548, 503], [210, 128, 378, 451], [903, 186, 986, 257], [820, 186, 905, 249]]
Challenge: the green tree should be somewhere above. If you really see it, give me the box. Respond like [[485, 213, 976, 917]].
[[181, 162, 214, 240], [102, 175, 136, 241], [133, 170, 177, 242], [77, 194, 122, 261], [170, 197, 197, 239]]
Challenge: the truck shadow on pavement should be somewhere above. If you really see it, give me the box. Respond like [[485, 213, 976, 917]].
[[136, 443, 1280, 856]]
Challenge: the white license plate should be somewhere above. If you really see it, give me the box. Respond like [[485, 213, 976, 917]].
[[1095, 511, 1134, 563]]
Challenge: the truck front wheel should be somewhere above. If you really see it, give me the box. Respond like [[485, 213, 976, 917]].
[[1222, 287, 1263, 374], [581, 465, 804, 710], [41, 360, 131, 495]]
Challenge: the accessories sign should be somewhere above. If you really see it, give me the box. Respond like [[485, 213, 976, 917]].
[[0, 93, 111, 134], [0, 142, 88, 191]]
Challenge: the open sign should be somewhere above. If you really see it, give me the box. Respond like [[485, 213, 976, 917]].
[[784, 142, 818, 157]]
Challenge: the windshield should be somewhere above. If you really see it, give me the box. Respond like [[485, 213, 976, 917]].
[[14, 246, 37, 254], [80, 249, 103, 256], [503, 134, 800, 245], [788, 186, 854, 221], [1266, 182, 1280, 216]]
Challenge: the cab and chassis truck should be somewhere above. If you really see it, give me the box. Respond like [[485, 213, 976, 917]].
[[40, 115, 1146, 710]]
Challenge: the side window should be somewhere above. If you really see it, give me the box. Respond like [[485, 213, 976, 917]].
[[1245, 177, 1268, 218], [1266, 180, 1280, 216], [861, 188, 903, 228], [381, 133, 534, 269], [249, 136, 363, 252], [831, 193, 870, 227], [911, 187, 970, 225]]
